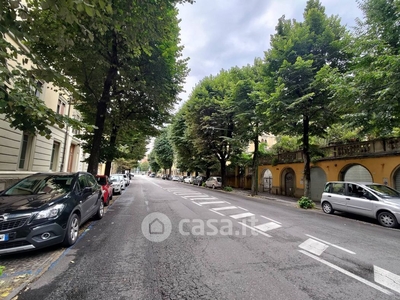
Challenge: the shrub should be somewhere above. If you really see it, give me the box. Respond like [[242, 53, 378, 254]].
[[224, 186, 233, 192], [298, 196, 315, 209], [0, 266, 5, 276]]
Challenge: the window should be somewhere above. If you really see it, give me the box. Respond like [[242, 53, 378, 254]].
[[30, 78, 43, 97], [57, 99, 66, 115], [18, 133, 33, 170], [50, 141, 60, 171]]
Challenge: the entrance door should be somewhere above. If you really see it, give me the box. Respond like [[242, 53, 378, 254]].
[[263, 169, 272, 193], [285, 172, 294, 196]]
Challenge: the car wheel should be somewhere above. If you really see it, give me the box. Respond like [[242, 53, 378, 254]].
[[198, 182, 200, 186], [63, 213, 80, 247], [212, 184, 215, 189], [377, 211, 399, 228], [95, 200, 104, 219], [322, 201, 334, 214]]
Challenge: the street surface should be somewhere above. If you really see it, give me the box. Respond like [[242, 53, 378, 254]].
[[3, 175, 400, 299]]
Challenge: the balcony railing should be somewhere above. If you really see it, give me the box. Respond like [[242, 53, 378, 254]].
[[258, 137, 400, 165]]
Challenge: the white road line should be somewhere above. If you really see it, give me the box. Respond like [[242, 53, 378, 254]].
[[261, 215, 282, 225], [299, 238, 328, 256], [299, 250, 393, 296], [374, 265, 400, 294], [188, 197, 219, 200], [174, 192, 203, 195], [181, 195, 207, 198], [209, 209, 225, 216], [230, 212, 255, 219], [238, 222, 271, 237], [305, 234, 356, 255], [192, 202, 202, 207], [237, 206, 248, 211], [211, 206, 237, 211], [197, 201, 227, 205], [254, 222, 282, 232]]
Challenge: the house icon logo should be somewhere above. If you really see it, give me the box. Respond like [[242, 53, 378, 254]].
[[141, 212, 172, 242], [149, 218, 164, 235]]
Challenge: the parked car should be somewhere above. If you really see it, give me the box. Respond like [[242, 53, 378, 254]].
[[149, 173, 155, 178], [122, 173, 130, 186], [111, 174, 126, 190], [95, 175, 113, 206], [109, 176, 123, 195], [172, 175, 180, 181], [193, 176, 207, 186], [0, 172, 104, 255], [321, 181, 400, 228], [205, 176, 222, 189], [184, 176, 194, 184]]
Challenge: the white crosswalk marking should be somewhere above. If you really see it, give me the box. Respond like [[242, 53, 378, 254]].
[[254, 222, 281, 232], [299, 238, 328, 256], [230, 212, 255, 219], [211, 206, 237, 211], [197, 201, 227, 205]]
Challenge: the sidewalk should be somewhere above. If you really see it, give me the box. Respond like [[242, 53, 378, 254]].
[[229, 187, 320, 209]]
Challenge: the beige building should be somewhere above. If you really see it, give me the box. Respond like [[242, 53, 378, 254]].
[[0, 34, 88, 190]]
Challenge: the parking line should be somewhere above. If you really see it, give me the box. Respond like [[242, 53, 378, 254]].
[[238, 222, 271, 237], [261, 215, 282, 225], [209, 209, 225, 216], [299, 250, 393, 296], [305, 234, 356, 255], [197, 201, 227, 205]]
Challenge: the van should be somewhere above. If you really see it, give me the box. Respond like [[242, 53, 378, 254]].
[[321, 181, 400, 228]]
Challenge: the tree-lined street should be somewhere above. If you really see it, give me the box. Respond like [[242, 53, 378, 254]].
[[3, 175, 398, 299]]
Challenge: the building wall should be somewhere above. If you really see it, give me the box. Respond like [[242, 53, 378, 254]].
[[258, 155, 400, 198]]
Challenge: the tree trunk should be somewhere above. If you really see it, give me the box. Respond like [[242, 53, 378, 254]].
[[105, 124, 119, 176], [220, 158, 226, 188], [86, 34, 119, 175], [251, 137, 259, 196], [303, 115, 311, 198]]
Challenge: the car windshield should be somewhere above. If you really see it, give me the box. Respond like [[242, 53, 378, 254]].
[[4, 174, 74, 196], [366, 184, 400, 198], [216, 177, 222, 182]]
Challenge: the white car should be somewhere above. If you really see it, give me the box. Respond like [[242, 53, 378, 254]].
[[110, 174, 125, 190], [183, 176, 193, 183], [172, 175, 180, 181], [109, 176, 123, 194]]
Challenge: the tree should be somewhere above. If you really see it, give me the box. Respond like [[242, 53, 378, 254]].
[[154, 128, 174, 175], [231, 60, 272, 195], [186, 71, 245, 187], [25, 0, 190, 174], [0, 0, 87, 137], [265, 0, 351, 197], [148, 150, 160, 174], [331, 0, 400, 137], [139, 161, 149, 172]]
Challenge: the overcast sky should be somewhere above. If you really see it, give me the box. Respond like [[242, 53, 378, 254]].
[[176, 0, 364, 106]]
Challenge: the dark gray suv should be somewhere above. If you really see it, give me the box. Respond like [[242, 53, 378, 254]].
[[0, 172, 104, 255]]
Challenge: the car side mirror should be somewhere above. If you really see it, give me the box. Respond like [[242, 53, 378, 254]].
[[83, 187, 93, 194]]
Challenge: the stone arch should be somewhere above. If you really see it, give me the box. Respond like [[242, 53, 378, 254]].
[[339, 164, 373, 182], [281, 167, 296, 196]]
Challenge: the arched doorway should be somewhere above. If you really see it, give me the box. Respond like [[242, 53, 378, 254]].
[[340, 164, 372, 182], [262, 169, 272, 193], [310, 167, 327, 201], [392, 166, 400, 191], [281, 168, 295, 196]]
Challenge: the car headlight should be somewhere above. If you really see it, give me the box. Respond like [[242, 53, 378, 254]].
[[35, 204, 65, 220]]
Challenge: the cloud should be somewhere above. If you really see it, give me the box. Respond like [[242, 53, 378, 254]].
[[177, 0, 363, 102]]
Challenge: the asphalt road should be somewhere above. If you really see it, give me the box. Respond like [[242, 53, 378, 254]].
[[10, 175, 400, 300]]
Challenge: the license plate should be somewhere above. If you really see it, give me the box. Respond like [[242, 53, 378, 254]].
[[0, 234, 8, 242]]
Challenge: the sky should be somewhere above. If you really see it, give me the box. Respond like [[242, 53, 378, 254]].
[[176, 0, 364, 106]]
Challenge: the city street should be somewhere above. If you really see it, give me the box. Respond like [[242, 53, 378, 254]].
[[3, 175, 400, 300]]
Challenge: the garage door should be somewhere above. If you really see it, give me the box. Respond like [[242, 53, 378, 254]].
[[310, 167, 326, 201], [344, 165, 372, 182]]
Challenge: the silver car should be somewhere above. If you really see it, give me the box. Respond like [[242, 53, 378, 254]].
[[205, 176, 222, 189], [321, 181, 400, 228]]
